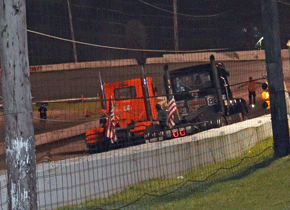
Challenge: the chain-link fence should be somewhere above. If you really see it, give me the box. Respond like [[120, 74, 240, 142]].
[[1, 0, 290, 209]]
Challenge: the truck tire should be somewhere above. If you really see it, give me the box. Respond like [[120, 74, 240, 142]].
[[240, 104, 248, 121], [220, 115, 228, 127], [87, 138, 110, 154], [115, 128, 132, 148], [212, 114, 228, 128], [87, 143, 102, 154]]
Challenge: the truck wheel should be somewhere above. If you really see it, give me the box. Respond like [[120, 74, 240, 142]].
[[240, 105, 248, 121], [221, 116, 228, 127], [213, 115, 228, 128], [101, 139, 110, 152], [240, 112, 248, 121], [87, 144, 100, 154], [87, 138, 110, 154]]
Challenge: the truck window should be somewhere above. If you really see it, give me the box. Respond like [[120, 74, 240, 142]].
[[114, 86, 136, 100], [173, 72, 212, 93]]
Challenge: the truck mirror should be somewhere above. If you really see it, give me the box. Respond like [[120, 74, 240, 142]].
[[220, 77, 228, 87]]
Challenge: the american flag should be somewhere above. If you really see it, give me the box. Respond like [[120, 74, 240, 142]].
[[106, 96, 117, 143], [166, 96, 177, 129]]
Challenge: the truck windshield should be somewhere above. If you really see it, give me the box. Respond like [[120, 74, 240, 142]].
[[114, 86, 136, 100], [173, 72, 212, 93]]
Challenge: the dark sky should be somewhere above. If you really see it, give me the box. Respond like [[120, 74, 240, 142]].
[[3, 0, 290, 65]]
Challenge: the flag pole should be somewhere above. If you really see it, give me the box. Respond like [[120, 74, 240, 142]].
[[167, 96, 178, 129], [173, 95, 181, 120], [164, 64, 180, 121]]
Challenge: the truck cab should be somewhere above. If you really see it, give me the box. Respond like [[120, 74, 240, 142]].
[[103, 77, 158, 128], [164, 60, 247, 128], [86, 76, 158, 152]]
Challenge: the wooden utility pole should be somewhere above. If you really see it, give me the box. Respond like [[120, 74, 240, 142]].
[[67, 0, 78, 62], [0, 0, 37, 209], [262, 0, 290, 157], [173, 0, 179, 51]]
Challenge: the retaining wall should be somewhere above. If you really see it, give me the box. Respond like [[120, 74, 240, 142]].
[[0, 49, 289, 101], [0, 115, 274, 209], [1, 49, 288, 74]]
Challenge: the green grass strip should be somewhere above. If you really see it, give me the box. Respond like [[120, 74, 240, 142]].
[[58, 137, 276, 210]]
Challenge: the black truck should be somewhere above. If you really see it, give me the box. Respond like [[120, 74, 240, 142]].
[[145, 55, 248, 142]]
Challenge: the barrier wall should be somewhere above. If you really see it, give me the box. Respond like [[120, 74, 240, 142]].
[[1, 49, 289, 74], [1, 49, 289, 101], [0, 114, 273, 209]]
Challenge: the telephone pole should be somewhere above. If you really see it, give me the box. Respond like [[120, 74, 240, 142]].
[[173, 0, 179, 51], [262, 0, 290, 157], [67, 0, 78, 62], [0, 0, 37, 209]]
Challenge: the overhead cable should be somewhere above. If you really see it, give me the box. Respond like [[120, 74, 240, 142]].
[[137, 0, 246, 18], [278, 0, 290, 6], [27, 29, 228, 53]]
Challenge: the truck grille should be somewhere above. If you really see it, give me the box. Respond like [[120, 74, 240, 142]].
[[187, 99, 206, 112]]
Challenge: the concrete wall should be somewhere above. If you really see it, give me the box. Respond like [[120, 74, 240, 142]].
[[0, 49, 289, 101], [0, 115, 274, 209]]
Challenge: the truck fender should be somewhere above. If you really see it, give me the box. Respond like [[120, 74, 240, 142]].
[[85, 128, 110, 153]]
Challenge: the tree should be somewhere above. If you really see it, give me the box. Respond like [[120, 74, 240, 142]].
[[0, 0, 37, 209]]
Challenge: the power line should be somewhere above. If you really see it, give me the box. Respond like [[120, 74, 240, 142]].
[[137, 0, 247, 18], [278, 0, 290, 6], [72, 3, 173, 19], [73, 1, 240, 19], [27, 29, 229, 53], [141, 1, 218, 12]]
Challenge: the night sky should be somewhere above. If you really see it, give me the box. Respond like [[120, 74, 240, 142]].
[[2, 0, 290, 65]]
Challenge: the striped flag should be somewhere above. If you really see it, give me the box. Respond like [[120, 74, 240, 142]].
[[106, 96, 117, 143], [166, 96, 177, 129]]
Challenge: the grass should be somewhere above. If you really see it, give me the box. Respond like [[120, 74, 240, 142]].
[[57, 137, 290, 210], [147, 155, 290, 210], [32, 101, 102, 113], [32, 101, 102, 134]]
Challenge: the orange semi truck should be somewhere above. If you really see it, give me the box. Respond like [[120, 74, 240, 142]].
[[86, 76, 159, 152]]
